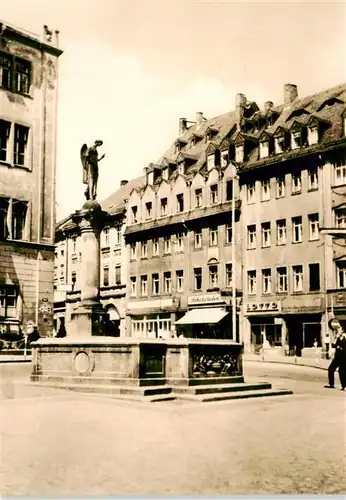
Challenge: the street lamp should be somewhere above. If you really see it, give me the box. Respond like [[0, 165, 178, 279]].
[[231, 168, 239, 343]]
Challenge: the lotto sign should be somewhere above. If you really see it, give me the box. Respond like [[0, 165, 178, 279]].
[[246, 301, 282, 314]]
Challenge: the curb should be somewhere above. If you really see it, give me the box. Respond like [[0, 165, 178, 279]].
[[0, 358, 32, 364], [244, 357, 328, 371]]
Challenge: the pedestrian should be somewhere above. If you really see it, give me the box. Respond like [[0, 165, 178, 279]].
[[325, 327, 346, 390], [325, 335, 330, 360]]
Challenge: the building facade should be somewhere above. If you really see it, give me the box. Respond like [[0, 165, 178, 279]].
[[0, 21, 62, 343]]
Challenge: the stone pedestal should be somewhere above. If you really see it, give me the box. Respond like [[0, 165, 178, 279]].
[[68, 201, 109, 337]]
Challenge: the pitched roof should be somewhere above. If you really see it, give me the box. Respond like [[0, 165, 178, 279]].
[[100, 175, 146, 215]]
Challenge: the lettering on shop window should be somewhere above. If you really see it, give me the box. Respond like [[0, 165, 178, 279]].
[[246, 301, 281, 313]]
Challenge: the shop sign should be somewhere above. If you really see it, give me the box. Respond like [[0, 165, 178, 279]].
[[245, 301, 281, 314], [188, 294, 223, 306]]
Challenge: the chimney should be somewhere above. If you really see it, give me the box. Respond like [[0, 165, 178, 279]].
[[179, 118, 187, 135], [235, 93, 247, 130], [196, 112, 204, 128], [284, 84, 298, 107], [264, 101, 274, 112], [120, 180, 128, 187]]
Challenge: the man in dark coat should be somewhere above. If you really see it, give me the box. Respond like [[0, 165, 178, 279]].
[[325, 327, 346, 390]]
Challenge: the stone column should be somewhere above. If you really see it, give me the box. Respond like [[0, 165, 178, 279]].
[[68, 201, 109, 337]]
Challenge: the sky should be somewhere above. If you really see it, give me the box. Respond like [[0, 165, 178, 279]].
[[2, 0, 346, 220]]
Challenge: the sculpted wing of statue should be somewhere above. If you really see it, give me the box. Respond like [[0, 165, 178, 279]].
[[80, 141, 105, 201]]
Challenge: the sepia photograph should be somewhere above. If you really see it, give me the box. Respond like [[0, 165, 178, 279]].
[[0, 0, 346, 496]]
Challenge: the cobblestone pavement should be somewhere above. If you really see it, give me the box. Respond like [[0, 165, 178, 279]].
[[1, 363, 346, 495]]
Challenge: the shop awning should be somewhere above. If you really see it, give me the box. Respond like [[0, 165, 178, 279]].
[[175, 308, 229, 325]]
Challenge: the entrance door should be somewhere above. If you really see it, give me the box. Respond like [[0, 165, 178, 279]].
[[302, 322, 321, 348]]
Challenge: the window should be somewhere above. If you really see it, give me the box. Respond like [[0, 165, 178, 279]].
[[261, 179, 271, 201], [176, 193, 184, 212], [152, 273, 159, 295], [337, 262, 346, 288], [334, 165, 346, 186], [276, 219, 287, 245], [309, 263, 320, 291], [13, 124, 29, 167], [194, 230, 202, 249], [115, 265, 121, 285], [276, 176, 285, 198], [152, 238, 159, 256], [225, 263, 232, 287], [72, 237, 77, 253], [235, 145, 244, 162], [210, 184, 219, 204], [103, 266, 109, 287], [145, 202, 152, 219], [130, 242, 136, 260], [130, 277, 137, 297], [226, 180, 233, 201], [195, 188, 203, 208], [0, 52, 11, 89], [131, 205, 138, 223], [308, 213, 319, 241], [140, 241, 148, 258], [163, 235, 171, 254], [292, 216, 303, 243], [102, 228, 109, 248], [261, 222, 271, 247], [221, 149, 229, 167], [291, 173, 302, 194], [0, 52, 31, 94], [247, 225, 256, 249], [176, 232, 184, 252], [0, 285, 17, 318], [292, 129, 301, 149], [259, 141, 269, 158], [335, 209, 346, 228], [176, 270, 184, 293], [292, 265, 303, 292], [160, 197, 168, 216], [140, 275, 148, 296], [11, 201, 28, 240], [207, 153, 215, 170], [247, 182, 256, 203], [275, 134, 285, 154], [209, 265, 218, 288], [247, 270, 257, 295], [225, 224, 232, 244], [114, 227, 121, 245], [277, 267, 288, 293], [71, 271, 77, 290], [308, 167, 318, 190], [209, 226, 218, 246], [261, 269, 272, 295], [0, 120, 10, 162], [308, 126, 318, 145], [178, 162, 185, 175], [194, 267, 202, 291], [163, 272, 171, 293]]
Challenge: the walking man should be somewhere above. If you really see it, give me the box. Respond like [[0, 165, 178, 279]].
[[325, 327, 346, 390]]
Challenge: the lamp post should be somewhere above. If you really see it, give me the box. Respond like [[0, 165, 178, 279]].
[[231, 171, 239, 342]]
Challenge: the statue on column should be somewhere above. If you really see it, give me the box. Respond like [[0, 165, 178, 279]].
[[80, 140, 105, 200]]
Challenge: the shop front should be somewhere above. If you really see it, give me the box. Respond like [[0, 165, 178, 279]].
[[175, 293, 235, 340], [245, 300, 285, 353]]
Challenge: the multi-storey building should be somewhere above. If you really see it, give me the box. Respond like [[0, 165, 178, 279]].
[[124, 82, 346, 355], [0, 21, 62, 342], [53, 177, 144, 336]]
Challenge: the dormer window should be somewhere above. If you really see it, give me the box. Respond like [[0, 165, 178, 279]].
[[162, 167, 168, 180], [147, 171, 154, 184], [235, 145, 244, 163], [175, 138, 187, 154], [221, 149, 229, 168], [291, 123, 307, 150], [292, 129, 301, 149], [207, 153, 215, 171], [259, 140, 269, 159], [308, 125, 319, 145], [275, 135, 285, 154], [131, 206, 138, 223], [178, 162, 185, 175]]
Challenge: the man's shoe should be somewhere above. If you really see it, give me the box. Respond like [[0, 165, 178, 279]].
[[324, 385, 335, 388]]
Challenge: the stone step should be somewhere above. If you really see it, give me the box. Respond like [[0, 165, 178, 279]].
[[188, 376, 244, 386], [172, 382, 272, 395], [176, 387, 293, 403]]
